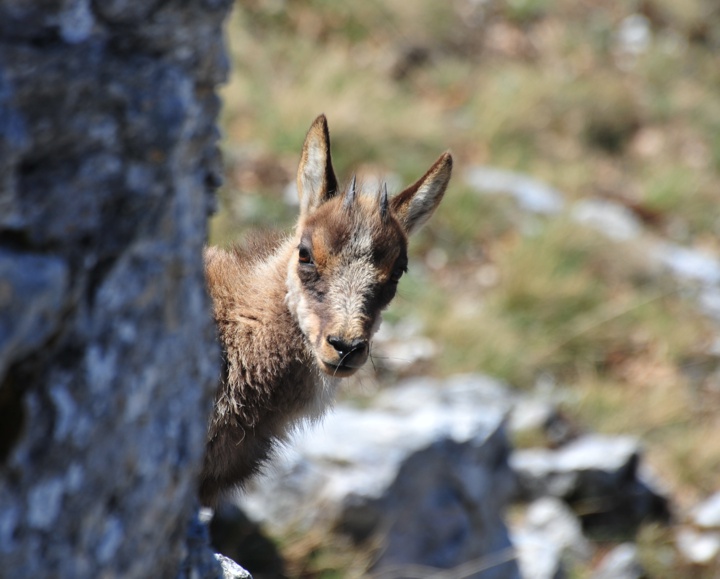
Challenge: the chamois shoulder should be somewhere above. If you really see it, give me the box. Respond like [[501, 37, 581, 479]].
[[205, 231, 287, 284], [232, 230, 288, 264], [206, 230, 287, 266]]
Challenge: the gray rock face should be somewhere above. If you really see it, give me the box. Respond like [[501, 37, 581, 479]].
[[0, 250, 69, 384], [240, 375, 521, 579], [0, 1, 232, 577]]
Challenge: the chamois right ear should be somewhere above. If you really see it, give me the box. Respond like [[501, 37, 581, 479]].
[[391, 152, 453, 236], [297, 114, 339, 216]]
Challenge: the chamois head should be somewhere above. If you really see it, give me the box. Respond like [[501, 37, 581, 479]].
[[286, 115, 452, 377]]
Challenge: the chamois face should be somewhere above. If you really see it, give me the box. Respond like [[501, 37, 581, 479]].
[[286, 115, 452, 378], [287, 192, 408, 377]]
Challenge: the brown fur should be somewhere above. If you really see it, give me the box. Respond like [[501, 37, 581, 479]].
[[199, 116, 452, 505]]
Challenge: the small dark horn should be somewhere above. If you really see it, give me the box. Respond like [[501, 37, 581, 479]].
[[344, 174, 357, 210], [380, 182, 389, 222]]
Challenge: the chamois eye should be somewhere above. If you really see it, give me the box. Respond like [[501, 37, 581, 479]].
[[298, 246, 314, 265], [390, 265, 407, 283]]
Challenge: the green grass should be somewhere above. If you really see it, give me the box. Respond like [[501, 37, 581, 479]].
[[407, 218, 711, 386]]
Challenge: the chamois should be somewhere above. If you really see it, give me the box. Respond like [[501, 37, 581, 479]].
[[200, 115, 452, 505]]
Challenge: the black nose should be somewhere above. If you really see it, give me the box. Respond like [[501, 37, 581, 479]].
[[327, 336, 368, 366]]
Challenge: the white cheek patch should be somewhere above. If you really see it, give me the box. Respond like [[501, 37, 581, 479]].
[[286, 263, 319, 343], [284, 261, 340, 426]]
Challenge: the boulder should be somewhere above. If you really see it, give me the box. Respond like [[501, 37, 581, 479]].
[[511, 435, 669, 538], [239, 375, 521, 579]]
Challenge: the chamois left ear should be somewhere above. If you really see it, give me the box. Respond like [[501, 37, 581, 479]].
[[297, 114, 339, 216], [391, 152, 453, 236]]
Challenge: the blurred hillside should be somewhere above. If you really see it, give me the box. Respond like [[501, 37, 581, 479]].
[[213, 1, 720, 576]]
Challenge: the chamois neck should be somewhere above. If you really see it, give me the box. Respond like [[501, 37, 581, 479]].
[[205, 234, 296, 325]]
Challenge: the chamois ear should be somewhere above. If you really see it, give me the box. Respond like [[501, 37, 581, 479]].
[[391, 152, 453, 236], [297, 114, 339, 216]]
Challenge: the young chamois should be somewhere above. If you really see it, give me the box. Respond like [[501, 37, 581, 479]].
[[200, 115, 452, 505]]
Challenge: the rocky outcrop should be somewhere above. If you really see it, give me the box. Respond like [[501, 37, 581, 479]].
[[0, 1, 233, 577]]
